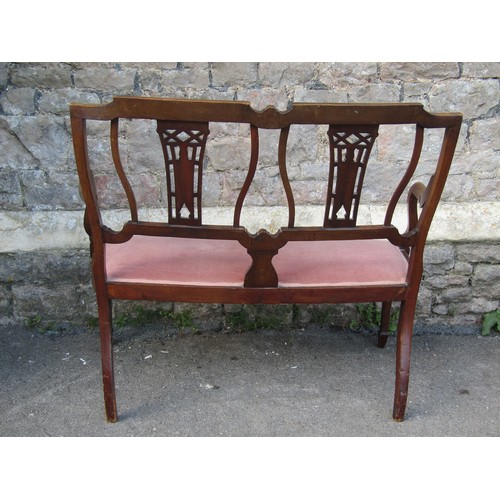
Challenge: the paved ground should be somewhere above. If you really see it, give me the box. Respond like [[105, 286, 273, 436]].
[[0, 323, 498, 437]]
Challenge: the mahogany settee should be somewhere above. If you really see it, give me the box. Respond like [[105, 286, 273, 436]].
[[70, 96, 462, 423]]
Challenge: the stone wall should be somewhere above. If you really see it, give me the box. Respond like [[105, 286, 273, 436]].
[[1, 62, 499, 331]]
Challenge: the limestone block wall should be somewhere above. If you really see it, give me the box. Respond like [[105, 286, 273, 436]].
[[0, 62, 498, 330]]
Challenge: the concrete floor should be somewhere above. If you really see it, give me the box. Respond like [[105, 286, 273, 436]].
[[1, 323, 498, 437]]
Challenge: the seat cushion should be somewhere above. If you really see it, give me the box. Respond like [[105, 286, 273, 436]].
[[105, 236, 408, 288], [105, 236, 252, 286], [274, 239, 408, 287]]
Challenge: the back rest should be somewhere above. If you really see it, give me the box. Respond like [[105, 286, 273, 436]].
[[70, 97, 462, 247]]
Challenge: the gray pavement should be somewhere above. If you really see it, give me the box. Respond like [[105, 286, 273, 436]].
[[0, 323, 498, 436]]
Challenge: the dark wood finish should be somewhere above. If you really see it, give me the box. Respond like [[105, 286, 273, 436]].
[[71, 97, 461, 128], [157, 120, 209, 225], [385, 125, 424, 227], [107, 282, 409, 305], [234, 125, 259, 228], [378, 301, 392, 349], [70, 96, 462, 424], [111, 118, 138, 222], [324, 125, 378, 227], [243, 229, 288, 288], [278, 126, 295, 228]]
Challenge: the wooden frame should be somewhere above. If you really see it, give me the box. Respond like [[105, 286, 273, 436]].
[[70, 97, 462, 423]]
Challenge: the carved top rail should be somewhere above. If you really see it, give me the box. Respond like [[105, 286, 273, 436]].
[[70, 96, 461, 128]]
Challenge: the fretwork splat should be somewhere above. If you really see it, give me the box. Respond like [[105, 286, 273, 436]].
[[157, 120, 209, 226], [324, 125, 379, 227]]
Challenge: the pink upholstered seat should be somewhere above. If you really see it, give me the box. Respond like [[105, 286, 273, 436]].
[[105, 236, 252, 287], [105, 236, 408, 288], [275, 240, 408, 287]]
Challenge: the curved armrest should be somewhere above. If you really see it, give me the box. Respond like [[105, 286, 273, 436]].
[[406, 181, 428, 234]]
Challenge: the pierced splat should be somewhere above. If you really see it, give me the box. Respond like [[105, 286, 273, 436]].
[[157, 120, 209, 225], [324, 125, 379, 227]]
